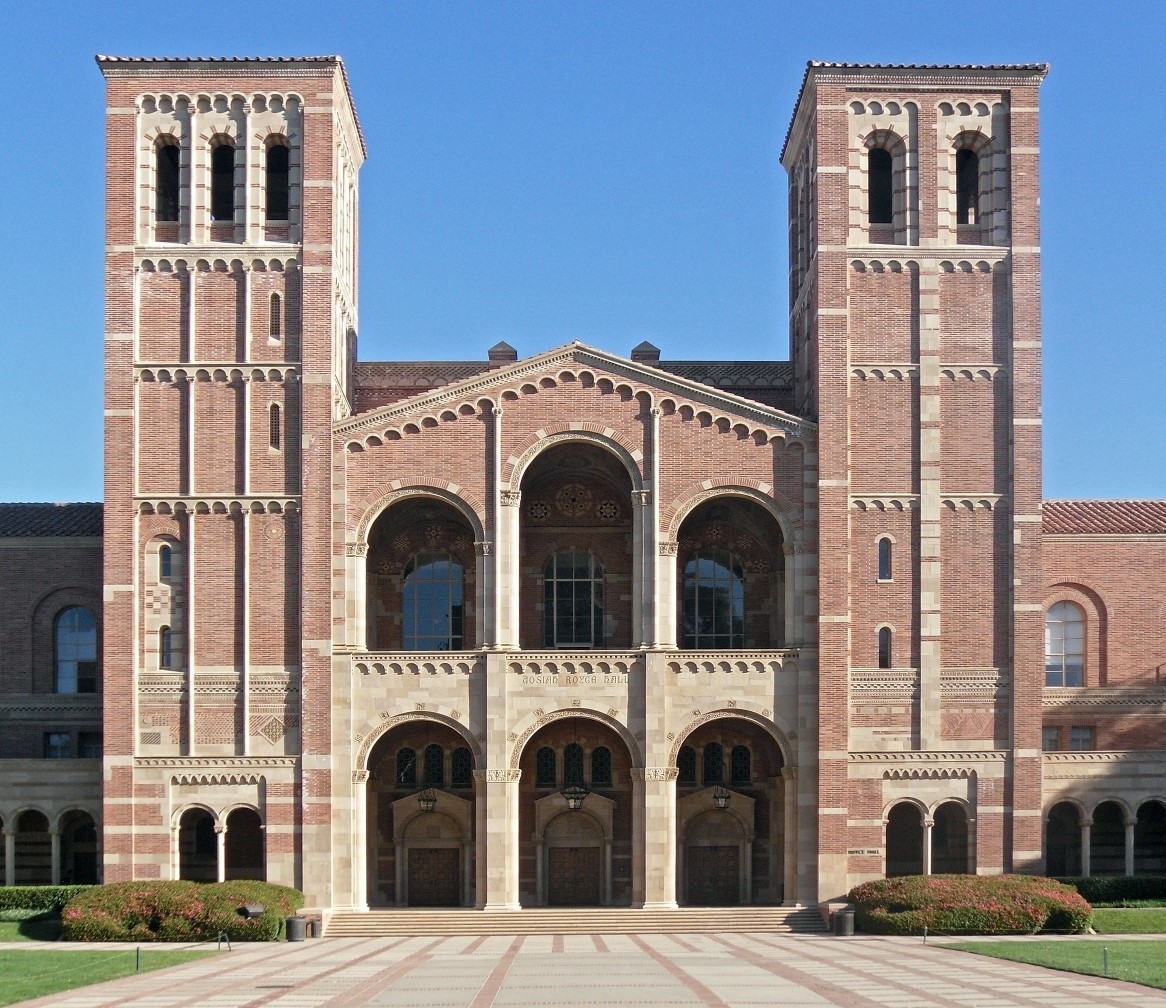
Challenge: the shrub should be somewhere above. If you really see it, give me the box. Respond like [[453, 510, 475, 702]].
[[848, 874, 1091, 936], [61, 880, 304, 942], [0, 886, 93, 914], [1056, 875, 1166, 906]]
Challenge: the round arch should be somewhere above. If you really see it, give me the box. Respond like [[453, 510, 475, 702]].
[[356, 485, 485, 553], [507, 429, 645, 496], [668, 708, 794, 769], [508, 707, 641, 770], [358, 711, 483, 774], [666, 484, 798, 545]]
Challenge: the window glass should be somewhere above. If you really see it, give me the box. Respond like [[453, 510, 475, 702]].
[[156, 140, 180, 222], [159, 626, 173, 669], [878, 627, 892, 669], [682, 548, 744, 648], [730, 744, 751, 784], [266, 142, 290, 220], [868, 147, 893, 224], [403, 552, 463, 650], [423, 743, 444, 787], [270, 293, 282, 340], [563, 742, 585, 785], [1069, 726, 1095, 751], [956, 147, 979, 225], [79, 732, 103, 758], [396, 747, 417, 787], [543, 550, 603, 647], [159, 544, 172, 580], [451, 747, 473, 788], [269, 403, 281, 450], [1041, 726, 1060, 752], [702, 742, 724, 784], [44, 732, 72, 759], [878, 538, 892, 580], [535, 746, 557, 787], [210, 141, 235, 222], [591, 746, 612, 788], [1046, 602, 1085, 687], [55, 607, 97, 694], [677, 745, 697, 785]]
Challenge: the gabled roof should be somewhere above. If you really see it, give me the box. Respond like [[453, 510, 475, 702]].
[[1043, 500, 1166, 536], [338, 341, 812, 441], [0, 503, 103, 538]]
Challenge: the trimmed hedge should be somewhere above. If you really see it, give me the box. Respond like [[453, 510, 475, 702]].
[[1056, 875, 1166, 905], [61, 880, 304, 942], [0, 886, 94, 914], [848, 874, 1092, 936]]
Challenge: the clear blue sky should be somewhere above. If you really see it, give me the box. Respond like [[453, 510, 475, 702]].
[[1, 1, 1163, 502]]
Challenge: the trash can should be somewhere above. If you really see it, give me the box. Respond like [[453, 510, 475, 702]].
[[306, 918, 319, 938], [286, 916, 307, 942], [832, 909, 855, 937]]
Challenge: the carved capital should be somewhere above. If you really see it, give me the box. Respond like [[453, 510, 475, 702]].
[[345, 542, 367, 557], [659, 540, 678, 557], [484, 769, 521, 783], [500, 490, 522, 507], [634, 766, 679, 782], [632, 490, 650, 507], [352, 770, 369, 784], [474, 540, 493, 556]]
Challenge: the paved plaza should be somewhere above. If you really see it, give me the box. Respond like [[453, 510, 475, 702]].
[[7, 932, 1165, 1008]]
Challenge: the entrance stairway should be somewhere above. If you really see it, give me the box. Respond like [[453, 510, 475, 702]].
[[324, 905, 826, 937]]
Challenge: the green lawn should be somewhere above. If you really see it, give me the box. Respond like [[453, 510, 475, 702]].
[[947, 940, 1166, 990], [0, 914, 62, 942], [1091, 907, 1166, 934], [0, 949, 217, 1006]]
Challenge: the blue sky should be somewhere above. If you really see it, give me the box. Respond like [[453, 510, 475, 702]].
[[1, 1, 1163, 501]]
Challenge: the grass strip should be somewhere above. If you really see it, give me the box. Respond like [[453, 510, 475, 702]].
[[946, 939, 1166, 990], [0, 915, 62, 942], [1091, 907, 1166, 934], [0, 949, 217, 1006]]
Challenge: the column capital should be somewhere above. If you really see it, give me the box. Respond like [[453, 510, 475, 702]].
[[474, 540, 493, 556], [659, 540, 678, 556], [631, 766, 679, 782], [500, 490, 521, 507], [632, 490, 650, 507], [480, 769, 521, 783], [352, 770, 369, 783]]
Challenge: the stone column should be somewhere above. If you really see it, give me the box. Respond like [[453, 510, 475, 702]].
[[473, 771, 488, 908], [352, 771, 369, 910], [348, 544, 368, 649], [782, 768, 798, 904], [641, 766, 678, 909], [922, 817, 934, 876], [1125, 816, 1136, 876], [482, 770, 522, 909], [630, 770, 645, 906], [50, 830, 62, 885], [742, 839, 753, 903], [656, 542, 678, 648], [496, 490, 521, 649], [395, 840, 405, 906], [215, 824, 226, 883], [475, 540, 494, 648], [3, 830, 13, 887], [1081, 818, 1092, 877]]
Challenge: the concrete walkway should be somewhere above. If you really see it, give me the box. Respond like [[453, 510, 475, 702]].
[[5, 932, 1164, 1008]]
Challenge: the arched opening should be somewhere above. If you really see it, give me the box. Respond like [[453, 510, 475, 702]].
[[265, 141, 290, 221], [14, 811, 51, 885], [878, 627, 892, 669], [1090, 801, 1126, 875], [178, 808, 218, 882], [155, 138, 180, 223], [519, 442, 635, 649], [955, 147, 979, 225], [520, 716, 632, 906], [210, 139, 235, 223], [1046, 601, 1085, 687], [675, 717, 786, 904], [225, 807, 265, 880], [55, 606, 98, 694], [59, 810, 99, 885], [868, 146, 893, 224], [878, 537, 892, 580], [676, 498, 785, 648], [1135, 801, 1166, 874], [366, 498, 476, 650], [931, 802, 970, 874], [366, 720, 476, 907], [886, 802, 924, 877], [1045, 802, 1083, 876]]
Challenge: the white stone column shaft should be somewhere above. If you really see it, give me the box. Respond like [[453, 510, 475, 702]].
[[640, 767, 678, 909], [352, 772, 369, 910], [923, 818, 934, 875], [50, 830, 61, 885], [215, 825, 226, 883], [782, 767, 798, 904], [4, 831, 14, 886], [1081, 819, 1092, 877]]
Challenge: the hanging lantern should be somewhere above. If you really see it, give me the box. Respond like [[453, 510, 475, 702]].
[[418, 787, 437, 813], [713, 785, 731, 810], [561, 784, 589, 810]]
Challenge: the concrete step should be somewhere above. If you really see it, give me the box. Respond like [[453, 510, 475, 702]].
[[323, 906, 826, 937]]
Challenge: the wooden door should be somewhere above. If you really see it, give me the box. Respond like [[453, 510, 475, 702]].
[[687, 845, 740, 905], [548, 846, 601, 905], [407, 847, 460, 906]]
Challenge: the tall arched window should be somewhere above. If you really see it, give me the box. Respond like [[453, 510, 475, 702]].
[[868, 147, 894, 224], [403, 552, 464, 650], [1046, 601, 1085, 687], [265, 141, 290, 221], [155, 139, 180, 222], [159, 544, 172, 579], [677, 745, 697, 785], [878, 538, 892, 580], [591, 746, 612, 788], [451, 747, 473, 788], [535, 746, 557, 787], [210, 139, 235, 223], [878, 627, 892, 669], [269, 292, 282, 341], [683, 548, 744, 648], [730, 745, 751, 784], [956, 147, 979, 225], [159, 626, 173, 669], [563, 742, 585, 785], [543, 550, 604, 647], [55, 607, 97, 694], [396, 747, 417, 787], [423, 743, 444, 786], [702, 742, 724, 784], [269, 403, 281, 450]]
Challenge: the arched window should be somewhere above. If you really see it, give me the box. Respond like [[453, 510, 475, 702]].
[[403, 552, 464, 650], [682, 548, 744, 648], [730, 744, 751, 784], [564, 742, 585, 785], [543, 550, 604, 647], [395, 747, 417, 787], [210, 139, 235, 223], [451, 747, 473, 788], [155, 139, 180, 222], [269, 292, 282, 341], [677, 745, 696, 785], [269, 403, 281, 450], [55, 607, 98, 694], [1046, 601, 1085, 687], [535, 746, 557, 787], [159, 626, 173, 669], [591, 746, 612, 788], [956, 147, 979, 225], [868, 147, 894, 225], [878, 538, 892, 580], [423, 743, 444, 786], [265, 141, 290, 221], [159, 544, 172, 579], [878, 627, 892, 669], [702, 742, 724, 784]]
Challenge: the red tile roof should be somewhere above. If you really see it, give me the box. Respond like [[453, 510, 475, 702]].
[[0, 503, 103, 537], [1043, 500, 1166, 535]]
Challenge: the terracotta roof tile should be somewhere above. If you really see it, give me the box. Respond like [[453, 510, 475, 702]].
[[0, 503, 103, 538], [1043, 500, 1166, 535]]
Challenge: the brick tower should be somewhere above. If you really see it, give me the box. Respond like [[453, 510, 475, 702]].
[[98, 56, 363, 895], [783, 63, 1048, 897]]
